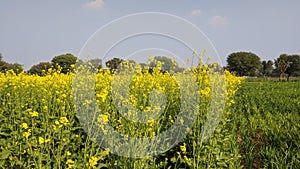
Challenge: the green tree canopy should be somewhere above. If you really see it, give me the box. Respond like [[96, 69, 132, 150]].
[[150, 56, 179, 72], [275, 54, 300, 80], [51, 53, 78, 73], [0, 53, 7, 67], [262, 60, 274, 76], [7, 63, 24, 74], [28, 62, 52, 76], [105, 58, 123, 70], [0, 53, 24, 74], [226, 51, 261, 76]]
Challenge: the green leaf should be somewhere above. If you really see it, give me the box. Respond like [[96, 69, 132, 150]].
[[0, 160, 6, 167], [15, 160, 23, 166], [96, 163, 108, 169], [0, 132, 10, 137], [0, 150, 11, 160]]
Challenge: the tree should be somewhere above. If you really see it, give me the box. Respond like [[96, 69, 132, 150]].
[[89, 58, 102, 69], [0, 63, 24, 74], [262, 60, 274, 77], [0, 53, 7, 68], [105, 58, 123, 70], [28, 62, 52, 76], [275, 54, 300, 80], [150, 56, 179, 72], [226, 52, 261, 76], [51, 53, 78, 73], [0, 53, 24, 74], [6, 63, 24, 74]]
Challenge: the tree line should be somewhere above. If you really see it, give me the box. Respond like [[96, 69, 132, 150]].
[[1, 51, 300, 80], [0, 53, 24, 74], [226, 52, 300, 80]]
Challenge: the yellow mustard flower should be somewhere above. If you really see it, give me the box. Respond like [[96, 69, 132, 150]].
[[66, 159, 75, 168], [20, 123, 28, 129], [52, 125, 57, 131], [179, 118, 184, 125], [86, 156, 98, 168], [43, 105, 48, 111], [183, 155, 189, 161], [60, 117, 70, 126], [98, 114, 109, 124], [29, 111, 39, 117], [180, 143, 187, 154], [55, 120, 60, 125], [39, 137, 50, 144], [22, 129, 31, 139]]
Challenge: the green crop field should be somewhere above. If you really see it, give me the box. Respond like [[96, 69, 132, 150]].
[[230, 78, 300, 168]]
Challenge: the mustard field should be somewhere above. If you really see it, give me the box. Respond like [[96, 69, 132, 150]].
[[0, 66, 299, 168]]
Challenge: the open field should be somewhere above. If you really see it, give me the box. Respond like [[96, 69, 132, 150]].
[[0, 69, 299, 168], [232, 78, 300, 168]]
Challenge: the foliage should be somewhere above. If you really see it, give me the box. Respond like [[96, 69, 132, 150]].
[[261, 60, 273, 76], [226, 52, 261, 76], [275, 54, 300, 80], [0, 53, 5, 66], [28, 62, 52, 76], [105, 58, 123, 70], [0, 53, 24, 74], [51, 53, 78, 74], [150, 56, 179, 73], [0, 63, 24, 75], [89, 58, 102, 69]]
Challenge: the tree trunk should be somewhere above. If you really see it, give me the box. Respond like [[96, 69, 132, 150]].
[[279, 72, 284, 81], [287, 74, 291, 81]]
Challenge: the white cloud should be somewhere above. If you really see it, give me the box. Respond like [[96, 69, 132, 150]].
[[210, 15, 228, 27], [191, 9, 202, 16], [84, 0, 105, 8]]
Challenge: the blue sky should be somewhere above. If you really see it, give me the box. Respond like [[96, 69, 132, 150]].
[[1, 0, 299, 70]]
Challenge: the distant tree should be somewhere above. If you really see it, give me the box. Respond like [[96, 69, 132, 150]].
[[89, 58, 102, 69], [8, 63, 24, 74], [275, 57, 292, 80], [206, 62, 224, 72], [105, 58, 123, 70], [275, 54, 300, 80], [51, 53, 78, 73], [139, 63, 148, 69], [150, 56, 179, 72], [119, 59, 139, 71], [0, 53, 9, 73], [226, 52, 261, 76], [1, 63, 24, 74], [0, 53, 7, 68], [28, 62, 52, 76], [0, 53, 24, 74], [262, 60, 274, 77], [284, 54, 300, 79]]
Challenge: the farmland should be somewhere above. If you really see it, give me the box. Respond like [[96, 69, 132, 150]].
[[0, 67, 299, 168], [232, 78, 300, 168]]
